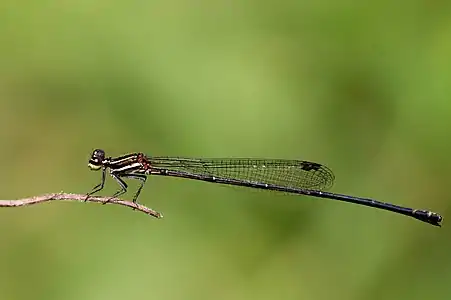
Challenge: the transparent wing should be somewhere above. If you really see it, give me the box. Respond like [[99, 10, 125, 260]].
[[148, 157, 335, 191]]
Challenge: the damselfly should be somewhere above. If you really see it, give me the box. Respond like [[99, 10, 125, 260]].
[[85, 149, 442, 226]]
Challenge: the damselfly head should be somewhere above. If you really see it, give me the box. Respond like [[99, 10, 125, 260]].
[[88, 149, 105, 170]]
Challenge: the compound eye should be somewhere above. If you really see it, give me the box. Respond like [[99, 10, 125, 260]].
[[88, 149, 106, 170], [92, 149, 105, 160]]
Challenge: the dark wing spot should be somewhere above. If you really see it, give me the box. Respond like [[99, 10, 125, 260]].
[[299, 161, 323, 171]]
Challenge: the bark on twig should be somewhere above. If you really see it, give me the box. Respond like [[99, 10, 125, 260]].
[[0, 193, 163, 218]]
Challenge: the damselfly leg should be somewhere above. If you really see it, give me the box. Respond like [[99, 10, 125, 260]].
[[85, 167, 106, 201], [102, 174, 147, 208]]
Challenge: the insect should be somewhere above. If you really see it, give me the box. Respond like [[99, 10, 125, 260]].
[[85, 149, 442, 226]]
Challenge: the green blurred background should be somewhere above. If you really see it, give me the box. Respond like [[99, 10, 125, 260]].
[[1, 1, 450, 300]]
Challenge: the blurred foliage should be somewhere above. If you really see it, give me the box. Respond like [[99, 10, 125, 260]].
[[0, 1, 450, 300]]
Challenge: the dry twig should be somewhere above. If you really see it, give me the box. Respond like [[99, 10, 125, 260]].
[[0, 193, 163, 218]]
